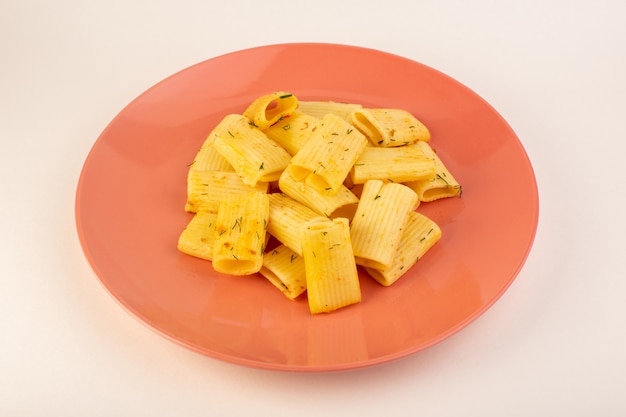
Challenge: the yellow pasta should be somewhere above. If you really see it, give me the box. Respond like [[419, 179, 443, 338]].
[[350, 180, 419, 270], [302, 218, 361, 314], [296, 100, 363, 122], [278, 169, 359, 220], [350, 144, 436, 184], [350, 108, 430, 146], [242, 91, 299, 129], [405, 141, 462, 201], [177, 91, 462, 314], [212, 114, 292, 186], [188, 124, 236, 172], [177, 211, 218, 261], [263, 111, 320, 156], [364, 211, 442, 286], [287, 113, 368, 195], [267, 193, 328, 256], [212, 192, 269, 275], [260, 245, 307, 300], [185, 170, 269, 213]]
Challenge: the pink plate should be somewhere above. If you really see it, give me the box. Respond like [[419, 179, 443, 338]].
[[75, 43, 538, 372]]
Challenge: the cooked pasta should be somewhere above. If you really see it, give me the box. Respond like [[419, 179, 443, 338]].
[[350, 144, 436, 184], [266, 193, 328, 256], [242, 91, 299, 129], [260, 244, 307, 300], [287, 113, 368, 195], [177, 91, 462, 314], [350, 108, 430, 146], [263, 111, 320, 156], [296, 100, 363, 122], [350, 180, 419, 270], [177, 211, 218, 261], [302, 218, 361, 314], [185, 170, 269, 213], [364, 211, 442, 286], [405, 141, 462, 201], [278, 169, 359, 220], [212, 192, 269, 275], [212, 114, 292, 186]]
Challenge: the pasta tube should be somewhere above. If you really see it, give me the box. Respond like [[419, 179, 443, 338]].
[[243, 91, 299, 129], [364, 211, 442, 286], [405, 141, 462, 201], [302, 218, 361, 314], [212, 192, 269, 275], [188, 124, 236, 172], [260, 245, 307, 300], [278, 169, 359, 220], [350, 108, 430, 146], [185, 170, 269, 213], [350, 144, 436, 184], [177, 211, 218, 261], [350, 180, 418, 270], [296, 100, 363, 122], [263, 111, 320, 156], [212, 114, 292, 186], [287, 113, 367, 195], [267, 193, 328, 256]]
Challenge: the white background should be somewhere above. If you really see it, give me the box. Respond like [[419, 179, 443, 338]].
[[2, 0, 626, 415]]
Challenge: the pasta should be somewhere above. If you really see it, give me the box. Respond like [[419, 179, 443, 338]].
[[185, 170, 269, 213], [287, 113, 368, 195], [364, 211, 442, 286], [297, 100, 363, 122], [350, 180, 419, 270], [263, 111, 320, 156], [260, 245, 307, 300], [302, 218, 361, 314], [278, 169, 359, 220], [212, 192, 269, 276], [266, 192, 328, 256], [177, 211, 218, 261], [212, 114, 292, 186], [242, 91, 299, 129], [350, 108, 430, 146], [177, 91, 462, 314], [405, 141, 462, 201], [350, 144, 436, 184]]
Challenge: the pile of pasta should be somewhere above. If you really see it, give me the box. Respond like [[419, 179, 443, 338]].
[[177, 92, 461, 314]]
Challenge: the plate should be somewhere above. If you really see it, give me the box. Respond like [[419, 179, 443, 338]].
[[75, 43, 538, 372]]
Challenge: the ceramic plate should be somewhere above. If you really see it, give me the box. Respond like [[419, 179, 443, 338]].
[[75, 43, 538, 372]]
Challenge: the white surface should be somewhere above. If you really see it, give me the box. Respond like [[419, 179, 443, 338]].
[[2, 0, 626, 415]]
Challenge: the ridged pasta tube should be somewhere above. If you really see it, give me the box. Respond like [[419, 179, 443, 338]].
[[212, 114, 292, 186], [350, 180, 418, 270], [243, 91, 299, 129], [212, 192, 269, 275], [364, 211, 442, 286], [350, 108, 430, 146], [302, 218, 361, 314]]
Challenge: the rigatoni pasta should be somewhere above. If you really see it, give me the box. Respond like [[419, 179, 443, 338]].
[[364, 211, 442, 286], [278, 169, 359, 220], [212, 192, 269, 275], [212, 114, 292, 186], [178, 91, 462, 314], [243, 91, 299, 129], [405, 141, 462, 201], [350, 180, 419, 270], [260, 245, 307, 300], [185, 170, 269, 213], [350, 144, 436, 184], [287, 113, 367, 195], [350, 108, 430, 146], [302, 218, 361, 314]]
